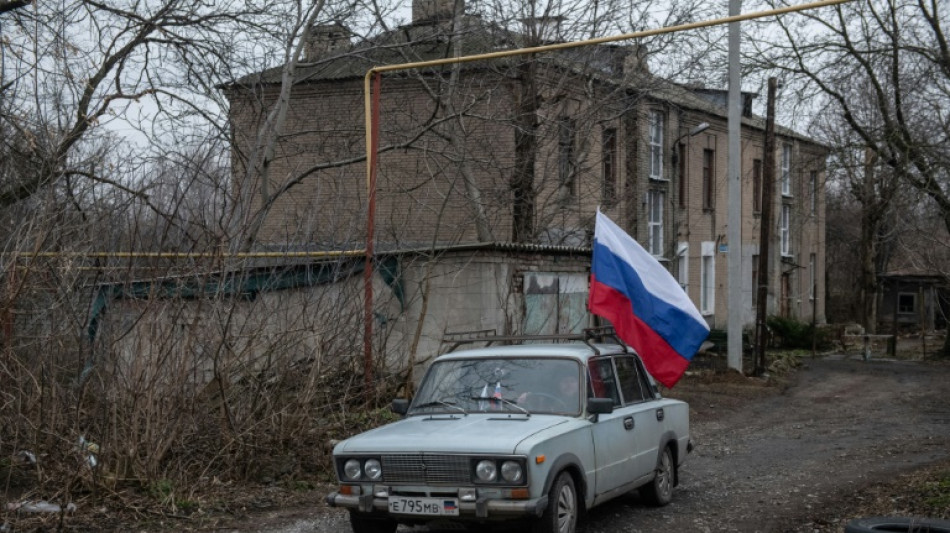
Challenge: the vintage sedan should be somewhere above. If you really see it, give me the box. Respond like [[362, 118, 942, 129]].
[[326, 338, 691, 533]]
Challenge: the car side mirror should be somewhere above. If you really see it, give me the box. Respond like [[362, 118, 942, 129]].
[[391, 399, 409, 415], [587, 398, 614, 416]]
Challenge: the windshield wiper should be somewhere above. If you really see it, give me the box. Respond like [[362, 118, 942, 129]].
[[412, 399, 467, 415], [471, 396, 530, 416]]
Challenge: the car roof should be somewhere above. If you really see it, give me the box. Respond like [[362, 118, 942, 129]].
[[434, 342, 634, 364]]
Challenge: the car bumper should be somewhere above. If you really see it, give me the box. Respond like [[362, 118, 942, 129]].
[[326, 491, 548, 519]]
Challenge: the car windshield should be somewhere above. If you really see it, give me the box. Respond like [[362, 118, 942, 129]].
[[412, 357, 582, 416]]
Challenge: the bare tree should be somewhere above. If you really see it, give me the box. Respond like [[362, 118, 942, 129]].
[[745, 0, 950, 349]]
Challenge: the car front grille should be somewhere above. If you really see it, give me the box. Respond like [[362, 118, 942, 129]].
[[382, 454, 470, 484]]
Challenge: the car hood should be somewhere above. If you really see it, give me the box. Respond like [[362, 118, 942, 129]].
[[336, 414, 571, 455]]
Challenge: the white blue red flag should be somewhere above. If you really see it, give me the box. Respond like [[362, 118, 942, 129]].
[[589, 211, 709, 387]]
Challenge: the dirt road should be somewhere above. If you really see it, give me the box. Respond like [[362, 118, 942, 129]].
[[249, 355, 950, 533]]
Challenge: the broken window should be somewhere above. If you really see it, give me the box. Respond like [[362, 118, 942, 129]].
[[523, 273, 588, 335]]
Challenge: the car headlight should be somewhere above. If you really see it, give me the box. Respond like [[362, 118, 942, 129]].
[[500, 460, 523, 483], [364, 459, 383, 481], [475, 459, 497, 482], [343, 459, 362, 481]]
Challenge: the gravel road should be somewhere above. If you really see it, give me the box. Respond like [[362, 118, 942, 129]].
[[246, 355, 950, 533]]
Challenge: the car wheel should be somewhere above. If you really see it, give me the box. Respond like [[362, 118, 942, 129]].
[[349, 511, 397, 533], [844, 517, 950, 533], [533, 471, 578, 533], [640, 445, 674, 507]]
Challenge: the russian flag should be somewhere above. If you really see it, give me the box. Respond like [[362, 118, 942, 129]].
[[589, 211, 709, 388]]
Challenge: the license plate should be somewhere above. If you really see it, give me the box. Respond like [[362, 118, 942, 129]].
[[388, 496, 459, 516]]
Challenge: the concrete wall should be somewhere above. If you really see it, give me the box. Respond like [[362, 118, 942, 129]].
[[96, 251, 593, 386]]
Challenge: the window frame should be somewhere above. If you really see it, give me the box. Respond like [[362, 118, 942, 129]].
[[677, 142, 687, 208], [700, 241, 715, 315], [647, 189, 665, 256], [614, 355, 652, 405], [558, 116, 577, 198], [781, 143, 792, 197], [677, 242, 689, 292], [649, 110, 665, 181], [809, 170, 818, 214], [601, 127, 618, 204], [781, 204, 791, 256], [897, 292, 916, 315], [587, 357, 622, 407], [702, 148, 715, 209]]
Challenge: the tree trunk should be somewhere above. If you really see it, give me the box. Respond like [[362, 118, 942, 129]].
[[511, 60, 538, 243]]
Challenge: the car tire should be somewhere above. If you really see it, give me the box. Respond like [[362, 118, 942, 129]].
[[533, 471, 578, 533], [844, 517, 950, 533], [640, 445, 674, 507], [349, 511, 398, 533]]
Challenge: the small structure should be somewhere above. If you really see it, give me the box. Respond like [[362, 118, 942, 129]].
[[877, 271, 949, 332]]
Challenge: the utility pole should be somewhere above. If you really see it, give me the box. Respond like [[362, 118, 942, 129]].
[[727, 0, 743, 373], [754, 77, 777, 376]]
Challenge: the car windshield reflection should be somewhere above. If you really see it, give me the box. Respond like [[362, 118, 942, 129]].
[[411, 358, 582, 416]]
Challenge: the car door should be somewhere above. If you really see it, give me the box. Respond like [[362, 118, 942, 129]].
[[587, 357, 635, 495], [614, 355, 662, 482]]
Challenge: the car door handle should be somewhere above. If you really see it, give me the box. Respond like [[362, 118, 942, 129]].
[[623, 417, 634, 430], [656, 408, 665, 421]]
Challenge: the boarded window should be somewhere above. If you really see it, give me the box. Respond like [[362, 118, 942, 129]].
[[523, 273, 588, 335]]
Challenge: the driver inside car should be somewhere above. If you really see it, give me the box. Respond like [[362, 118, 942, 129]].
[[517, 373, 580, 411]]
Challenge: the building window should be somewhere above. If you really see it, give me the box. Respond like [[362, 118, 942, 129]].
[[703, 148, 715, 209], [752, 254, 759, 309], [809, 170, 818, 214], [678, 142, 687, 208], [898, 293, 916, 315], [701, 242, 715, 314], [558, 117, 576, 198], [677, 242, 688, 291], [602, 127, 617, 204], [753, 158, 762, 213], [647, 190, 664, 256], [781, 143, 792, 196], [781, 204, 791, 256], [524, 273, 590, 335], [649, 110, 664, 180], [809, 253, 816, 300]]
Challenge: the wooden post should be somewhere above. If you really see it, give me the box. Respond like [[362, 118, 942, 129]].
[[812, 281, 818, 357], [754, 78, 777, 375], [891, 279, 898, 358], [920, 285, 926, 358]]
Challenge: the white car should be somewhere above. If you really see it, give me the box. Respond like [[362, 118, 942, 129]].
[[326, 335, 692, 533]]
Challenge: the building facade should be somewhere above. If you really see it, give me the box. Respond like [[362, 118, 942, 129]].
[[225, 0, 828, 330]]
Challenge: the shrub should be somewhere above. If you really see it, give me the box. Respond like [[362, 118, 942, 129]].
[[766, 316, 833, 350]]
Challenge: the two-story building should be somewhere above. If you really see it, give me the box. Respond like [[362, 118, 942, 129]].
[[223, 0, 827, 362]]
